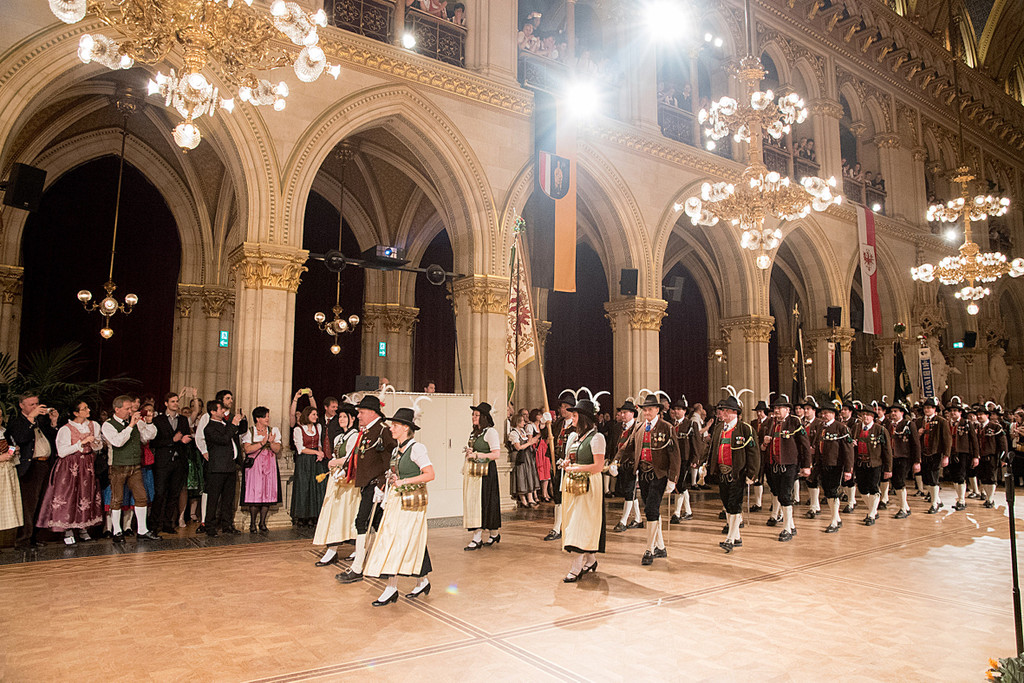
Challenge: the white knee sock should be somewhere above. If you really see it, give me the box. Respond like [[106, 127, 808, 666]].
[[782, 505, 794, 532], [553, 504, 562, 532], [986, 484, 997, 502], [880, 481, 890, 504], [770, 498, 781, 519], [632, 500, 643, 523], [957, 483, 966, 504], [846, 486, 857, 507], [683, 489, 691, 515], [111, 510, 123, 534], [970, 476, 980, 495], [808, 487, 820, 513], [646, 523, 658, 552], [319, 548, 337, 564], [900, 488, 909, 512], [619, 501, 632, 525], [123, 509, 134, 529], [829, 498, 840, 525], [793, 480, 801, 505], [135, 506, 149, 535], [471, 529, 482, 544], [352, 534, 367, 573], [914, 474, 924, 492], [655, 523, 665, 550], [200, 492, 208, 523], [753, 485, 763, 506], [931, 485, 941, 507], [727, 513, 740, 542], [674, 493, 684, 516], [868, 494, 880, 518]]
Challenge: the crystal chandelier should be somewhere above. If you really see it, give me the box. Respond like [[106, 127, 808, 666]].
[[77, 97, 139, 339], [909, 3, 1019, 316], [314, 142, 360, 355], [50, 0, 341, 150], [676, 0, 840, 270]]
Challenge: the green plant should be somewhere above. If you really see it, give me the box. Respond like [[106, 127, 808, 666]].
[[989, 655, 1024, 682]]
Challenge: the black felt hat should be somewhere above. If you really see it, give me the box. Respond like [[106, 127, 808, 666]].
[[355, 395, 384, 416], [389, 407, 420, 431]]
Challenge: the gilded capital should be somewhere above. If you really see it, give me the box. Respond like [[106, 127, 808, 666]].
[[536, 320, 552, 347], [363, 303, 419, 335], [0, 265, 24, 305], [603, 298, 668, 332], [912, 146, 928, 162], [833, 327, 856, 352], [873, 132, 901, 149], [201, 287, 233, 319], [452, 275, 509, 315], [720, 315, 775, 343], [228, 243, 308, 293], [808, 98, 844, 119]]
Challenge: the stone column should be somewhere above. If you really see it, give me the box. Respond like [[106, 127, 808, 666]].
[[616, 15, 660, 134], [451, 274, 512, 509], [228, 242, 308, 437], [200, 287, 234, 396], [835, 327, 855, 397], [360, 303, 419, 390], [465, 0, 517, 84], [809, 98, 844, 181], [603, 298, 667, 403], [0, 265, 24, 361], [719, 315, 774, 416], [802, 328, 833, 393], [872, 132, 901, 215], [172, 284, 234, 400]]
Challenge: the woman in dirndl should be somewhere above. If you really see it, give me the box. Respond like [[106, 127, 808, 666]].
[[240, 406, 282, 533], [312, 403, 360, 567], [363, 405, 434, 606], [509, 413, 540, 508], [290, 406, 324, 527], [0, 405, 23, 535], [560, 398, 607, 582], [37, 400, 103, 544], [463, 402, 501, 551]]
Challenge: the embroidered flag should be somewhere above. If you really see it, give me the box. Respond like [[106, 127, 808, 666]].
[[505, 229, 537, 404], [856, 205, 882, 335], [532, 91, 577, 292]]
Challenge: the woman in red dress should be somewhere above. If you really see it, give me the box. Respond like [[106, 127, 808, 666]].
[[37, 400, 103, 544]]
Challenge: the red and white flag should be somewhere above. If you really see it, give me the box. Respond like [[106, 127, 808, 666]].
[[856, 205, 882, 335]]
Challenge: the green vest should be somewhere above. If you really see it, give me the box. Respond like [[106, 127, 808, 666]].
[[107, 418, 141, 467], [397, 440, 422, 479], [472, 429, 491, 454], [569, 430, 597, 465]]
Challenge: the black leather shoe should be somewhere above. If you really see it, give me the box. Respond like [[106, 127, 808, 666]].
[[739, 521, 745, 528], [197, 524, 206, 534], [719, 540, 734, 553], [464, 541, 482, 551], [670, 514, 681, 524], [766, 517, 778, 527], [842, 505, 855, 514], [336, 570, 363, 584], [926, 505, 940, 514], [112, 533, 125, 543], [315, 557, 338, 567], [878, 501, 888, 510], [372, 591, 399, 607], [543, 530, 561, 541], [641, 551, 654, 566], [699, 484, 711, 490], [612, 522, 627, 533], [721, 524, 729, 534], [750, 505, 763, 512], [894, 509, 909, 519], [824, 524, 840, 533], [224, 527, 242, 535], [582, 560, 598, 574], [653, 547, 667, 559], [863, 516, 875, 526], [627, 521, 644, 529], [138, 530, 162, 541], [778, 530, 793, 542], [718, 511, 727, 520], [162, 525, 178, 535], [984, 500, 996, 509], [732, 538, 742, 547], [682, 513, 693, 520], [258, 523, 269, 533], [563, 571, 581, 583], [805, 510, 818, 519], [206, 529, 219, 538], [249, 524, 257, 533], [405, 582, 431, 599], [482, 534, 501, 546], [953, 502, 966, 511]]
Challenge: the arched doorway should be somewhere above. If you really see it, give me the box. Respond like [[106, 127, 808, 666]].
[[20, 157, 181, 392], [413, 230, 456, 393], [659, 261, 709, 406]]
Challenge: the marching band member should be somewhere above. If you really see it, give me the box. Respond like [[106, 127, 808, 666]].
[[611, 400, 642, 532], [669, 398, 695, 523], [463, 402, 501, 551], [543, 393, 576, 542], [363, 404, 434, 606], [801, 397, 823, 518], [918, 398, 951, 514], [750, 400, 771, 512], [841, 401, 861, 513], [616, 394, 680, 565], [817, 401, 853, 532], [977, 403, 1008, 509], [946, 399, 979, 511], [887, 402, 920, 519], [336, 395, 398, 584], [311, 403, 358, 567], [853, 405, 892, 526], [762, 395, 811, 541], [560, 399, 606, 582], [707, 395, 758, 553]]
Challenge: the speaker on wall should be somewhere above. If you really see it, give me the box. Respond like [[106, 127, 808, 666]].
[[825, 306, 842, 327], [620, 268, 638, 296], [963, 331, 977, 348], [1, 163, 46, 213]]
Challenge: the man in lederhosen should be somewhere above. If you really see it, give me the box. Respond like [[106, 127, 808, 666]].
[[946, 398, 979, 511], [707, 395, 758, 553], [817, 401, 854, 532], [852, 405, 892, 525], [801, 397, 824, 518], [670, 398, 696, 523], [841, 400, 861, 512], [750, 400, 771, 513], [336, 395, 398, 584], [616, 394, 680, 565], [762, 395, 811, 541], [977, 403, 1008, 509], [887, 401, 920, 519], [543, 392, 576, 542], [610, 400, 643, 532], [918, 397, 952, 514]]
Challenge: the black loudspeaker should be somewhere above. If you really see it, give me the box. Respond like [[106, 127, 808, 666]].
[[354, 375, 379, 391], [1, 163, 46, 212], [826, 306, 842, 327], [620, 268, 638, 296], [963, 331, 977, 348]]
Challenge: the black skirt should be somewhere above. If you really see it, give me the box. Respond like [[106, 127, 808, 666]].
[[479, 460, 502, 530]]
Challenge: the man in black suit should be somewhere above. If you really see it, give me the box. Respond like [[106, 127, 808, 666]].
[[151, 392, 193, 535], [203, 399, 242, 537], [9, 393, 57, 548]]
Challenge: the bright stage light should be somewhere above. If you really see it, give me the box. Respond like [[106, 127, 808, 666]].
[[566, 80, 600, 119], [644, 1, 689, 43]]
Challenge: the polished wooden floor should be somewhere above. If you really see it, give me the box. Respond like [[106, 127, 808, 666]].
[[1, 487, 1019, 681]]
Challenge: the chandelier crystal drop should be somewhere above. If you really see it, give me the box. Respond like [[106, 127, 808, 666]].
[[52, 0, 341, 150]]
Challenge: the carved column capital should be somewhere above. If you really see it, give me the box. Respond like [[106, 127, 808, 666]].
[[362, 303, 419, 336], [178, 284, 234, 319], [808, 98, 844, 119], [536, 320, 552, 347], [0, 265, 25, 305], [912, 146, 928, 162], [452, 275, 509, 315], [720, 315, 775, 343], [228, 242, 308, 292], [603, 298, 668, 332], [873, 132, 901, 149], [833, 327, 856, 352]]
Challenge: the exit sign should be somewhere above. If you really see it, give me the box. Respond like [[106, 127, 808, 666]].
[[219, 331, 229, 348], [378, 341, 387, 357]]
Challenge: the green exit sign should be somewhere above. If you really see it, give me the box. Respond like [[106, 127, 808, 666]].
[[219, 331, 229, 348], [378, 341, 387, 357]]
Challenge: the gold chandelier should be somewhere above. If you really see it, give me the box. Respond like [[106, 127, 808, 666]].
[[677, 0, 840, 270], [49, 0, 340, 150], [909, 2, 1019, 316]]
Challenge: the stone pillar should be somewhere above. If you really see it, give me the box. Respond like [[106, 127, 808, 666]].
[[360, 303, 419, 390], [603, 298, 667, 403], [201, 287, 234, 396], [719, 315, 774, 417], [802, 328, 833, 394], [872, 132, 901, 215], [465, 0, 517, 84], [172, 284, 234, 401], [809, 98, 844, 181], [0, 265, 24, 361], [617, 17, 660, 134], [228, 243, 308, 438], [835, 327, 855, 396]]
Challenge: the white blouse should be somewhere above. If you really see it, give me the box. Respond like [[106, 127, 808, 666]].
[[241, 426, 281, 446], [401, 441, 432, 470], [293, 424, 322, 453], [56, 420, 103, 457]]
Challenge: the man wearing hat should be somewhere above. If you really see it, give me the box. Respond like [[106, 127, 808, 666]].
[[947, 399, 979, 511], [886, 401, 920, 519], [750, 400, 771, 513], [917, 397, 952, 514], [616, 394, 681, 565], [840, 401, 861, 512], [801, 397, 824, 518], [669, 398, 697, 523], [816, 400, 854, 532], [762, 395, 811, 541], [543, 392, 576, 542], [852, 404, 892, 525], [707, 395, 758, 552], [336, 394, 398, 584], [977, 403, 1008, 509], [610, 400, 643, 532]]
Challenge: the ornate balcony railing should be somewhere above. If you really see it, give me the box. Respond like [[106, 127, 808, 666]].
[[517, 51, 568, 92], [658, 103, 695, 146], [843, 177, 865, 205], [326, 0, 393, 43], [405, 7, 466, 67], [865, 185, 887, 214], [763, 145, 790, 177], [794, 156, 819, 180]]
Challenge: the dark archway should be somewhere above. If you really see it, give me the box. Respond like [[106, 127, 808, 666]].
[[20, 157, 180, 394], [413, 230, 456, 393], [545, 242, 613, 399], [292, 191, 365, 399], [659, 261, 708, 406]]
